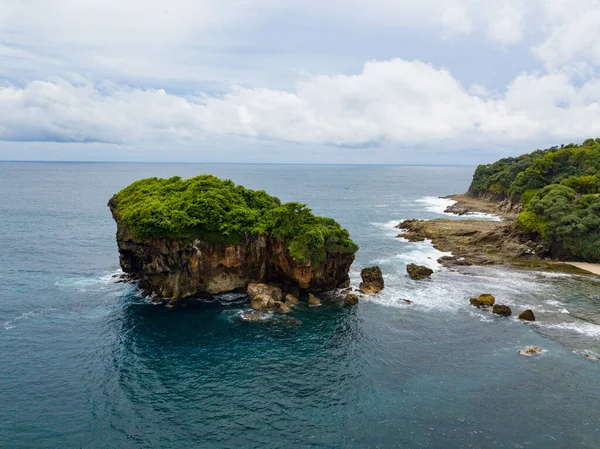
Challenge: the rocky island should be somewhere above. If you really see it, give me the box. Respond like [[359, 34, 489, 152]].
[[108, 175, 358, 303], [399, 139, 600, 272]]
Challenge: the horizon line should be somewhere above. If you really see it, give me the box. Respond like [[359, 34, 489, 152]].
[[0, 160, 477, 167]]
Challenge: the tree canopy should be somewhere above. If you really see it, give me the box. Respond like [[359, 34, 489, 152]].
[[468, 139, 600, 262], [110, 174, 358, 266]]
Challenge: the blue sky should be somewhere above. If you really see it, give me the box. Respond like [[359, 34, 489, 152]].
[[1, 0, 600, 164]]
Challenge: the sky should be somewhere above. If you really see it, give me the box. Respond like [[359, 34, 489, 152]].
[[1, 0, 600, 164]]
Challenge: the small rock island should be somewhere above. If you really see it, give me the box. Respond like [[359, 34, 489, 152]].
[[108, 175, 358, 303]]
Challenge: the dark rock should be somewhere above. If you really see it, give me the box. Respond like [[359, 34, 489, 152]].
[[400, 298, 413, 305], [406, 264, 434, 280], [518, 309, 535, 321], [492, 304, 512, 316], [359, 266, 384, 294], [469, 294, 495, 308], [344, 293, 359, 306]]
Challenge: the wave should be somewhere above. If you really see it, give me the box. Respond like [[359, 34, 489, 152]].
[[416, 196, 502, 221], [55, 269, 124, 292], [535, 321, 600, 338]]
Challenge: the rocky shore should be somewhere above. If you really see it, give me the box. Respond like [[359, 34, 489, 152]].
[[398, 201, 595, 275], [443, 194, 521, 220]]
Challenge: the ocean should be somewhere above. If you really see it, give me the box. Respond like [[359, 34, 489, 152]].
[[1, 162, 599, 448]]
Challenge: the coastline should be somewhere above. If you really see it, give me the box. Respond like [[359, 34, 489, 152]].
[[401, 194, 600, 276]]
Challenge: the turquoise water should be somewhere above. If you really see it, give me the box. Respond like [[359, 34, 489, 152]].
[[1, 162, 599, 448]]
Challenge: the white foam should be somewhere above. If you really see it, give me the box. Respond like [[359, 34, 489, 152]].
[[55, 269, 124, 292], [416, 196, 502, 221], [536, 322, 600, 338], [416, 196, 457, 214], [370, 219, 404, 234]]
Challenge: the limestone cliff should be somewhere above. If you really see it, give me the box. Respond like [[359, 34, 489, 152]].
[[109, 199, 354, 300]]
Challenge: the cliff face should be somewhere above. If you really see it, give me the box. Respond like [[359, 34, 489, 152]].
[[110, 203, 354, 299]]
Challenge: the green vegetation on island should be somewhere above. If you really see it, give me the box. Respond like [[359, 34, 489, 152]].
[[468, 138, 600, 262], [110, 174, 358, 266]]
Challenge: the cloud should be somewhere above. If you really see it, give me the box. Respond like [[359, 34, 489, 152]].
[[533, 0, 600, 71], [2, 59, 599, 148]]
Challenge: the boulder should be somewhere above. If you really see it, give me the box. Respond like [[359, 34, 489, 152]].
[[251, 293, 275, 312], [241, 313, 263, 322], [344, 293, 359, 306], [284, 294, 299, 305], [273, 301, 291, 314], [359, 266, 384, 294], [308, 293, 321, 306], [492, 304, 512, 316], [518, 309, 535, 321], [247, 283, 282, 302], [406, 264, 433, 280], [469, 294, 495, 308]]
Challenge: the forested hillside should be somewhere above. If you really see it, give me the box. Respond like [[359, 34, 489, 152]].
[[468, 139, 600, 262]]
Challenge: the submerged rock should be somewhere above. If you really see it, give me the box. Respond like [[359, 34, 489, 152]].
[[518, 346, 547, 356], [359, 266, 384, 294], [518, 309, 535, 321], [469, 294, 495, 308], [492, 304, 512, 316], [241, 313, 264, 322], [308, 293, 321, 306], [400, 298, 413, 305], [406, 264, 434, 280], [344, 293, 359, 306]]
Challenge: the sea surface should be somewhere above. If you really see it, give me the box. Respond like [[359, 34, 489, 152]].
[[1, 162, 599, 448]]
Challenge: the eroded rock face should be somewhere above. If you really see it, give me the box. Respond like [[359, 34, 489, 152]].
[[492, 304, 512, 316], [406, 264, 433, 280], [109, 202, 355, 300], [359, 266, 384, 294], [470, 294, 495, 308], [518, 309, 535, 321], [248, 283, 282, 302]]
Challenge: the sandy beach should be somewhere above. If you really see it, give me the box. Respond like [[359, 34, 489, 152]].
[[563, 262, 600, 276]]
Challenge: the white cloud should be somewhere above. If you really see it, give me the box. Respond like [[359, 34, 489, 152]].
[[533, 0, 600, 71], [1, 59, 599, 148]]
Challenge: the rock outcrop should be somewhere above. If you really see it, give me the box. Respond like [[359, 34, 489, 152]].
[[359, 266, 384, 294], [492, 304, 512, 316], [344, 293, 359, 306], [406, 264, 433, 280], [308, 293, 321, 306], [470, 294, 495, 308], [518, 309, 535, 321], [109, 200, 355, 300]]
